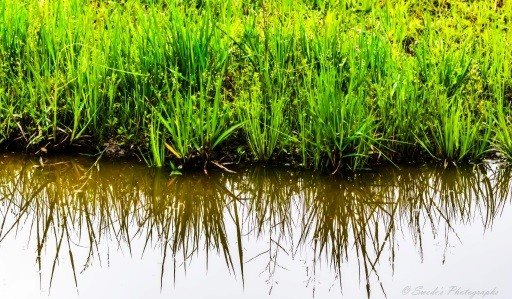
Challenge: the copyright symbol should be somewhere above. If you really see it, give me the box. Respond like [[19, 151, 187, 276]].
[[402, 286, 411, 295]]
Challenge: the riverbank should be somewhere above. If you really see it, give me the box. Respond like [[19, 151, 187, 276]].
[[1, 0, 511, 171]]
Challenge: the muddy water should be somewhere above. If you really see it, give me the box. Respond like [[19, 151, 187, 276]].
[[0, 154, 510, 299]]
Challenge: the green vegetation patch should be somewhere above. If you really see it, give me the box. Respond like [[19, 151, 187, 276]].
[[0, 0, 511, 171]]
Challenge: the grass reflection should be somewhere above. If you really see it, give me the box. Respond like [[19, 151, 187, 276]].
[[0, 155, 510, 297]]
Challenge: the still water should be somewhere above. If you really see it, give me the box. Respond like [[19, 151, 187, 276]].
[[0, 154, 510, 299]]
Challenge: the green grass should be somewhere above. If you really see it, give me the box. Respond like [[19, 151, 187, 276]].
[[0, 0, 511, 171]]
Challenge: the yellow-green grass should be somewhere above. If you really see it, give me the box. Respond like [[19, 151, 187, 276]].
[[0, 0, 511, 171]]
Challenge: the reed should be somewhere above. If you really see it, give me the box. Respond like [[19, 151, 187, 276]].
[[0, 0, 511, 171]]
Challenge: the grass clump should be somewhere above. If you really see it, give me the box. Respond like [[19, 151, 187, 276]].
[[0, 0, 511, 171]]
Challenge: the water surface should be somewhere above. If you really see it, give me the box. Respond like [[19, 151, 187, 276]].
[[0, 154, 510, 298]]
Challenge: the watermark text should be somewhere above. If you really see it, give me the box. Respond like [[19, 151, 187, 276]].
[[401, 285, 499, 298]]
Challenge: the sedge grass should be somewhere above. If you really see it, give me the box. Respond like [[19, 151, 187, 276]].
[[0, 0, 511, 171]]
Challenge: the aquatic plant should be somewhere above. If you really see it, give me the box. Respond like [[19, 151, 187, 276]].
[[0, 0, 511, 170]]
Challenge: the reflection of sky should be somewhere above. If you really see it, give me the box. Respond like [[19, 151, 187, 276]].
[[0, 156, 511, 299], [0, 205, 512, 299], [390, 206, 512, 299], [1, 207, 510, 299]]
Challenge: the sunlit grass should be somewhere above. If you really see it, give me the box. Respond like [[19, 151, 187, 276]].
[[0, 0, 511, 170]]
